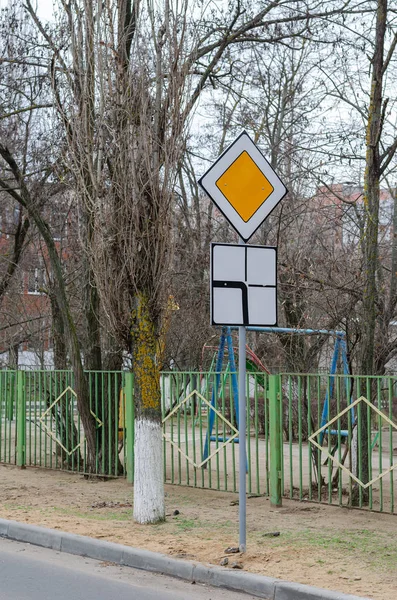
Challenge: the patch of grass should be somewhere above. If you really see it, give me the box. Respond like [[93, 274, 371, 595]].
[[48, 506, 133, 522], [256, 526, 397, 572], [217, 519, 234, 528], [3, 503, 33, 511], [174, 517, 202, 532]]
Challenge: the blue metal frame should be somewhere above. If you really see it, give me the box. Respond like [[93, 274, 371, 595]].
[[319, 334, 354, 444], [231, 326, 346, 336], [202, 327, 240, 462], [230, 325, 353, 446], [204, 326, 353, 462]]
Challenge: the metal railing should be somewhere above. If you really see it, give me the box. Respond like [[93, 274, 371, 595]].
[[0, 370, 128, 477], [161, 370, 270, 495], [1, 369, 397, 514], [279, 373, 397, 513]]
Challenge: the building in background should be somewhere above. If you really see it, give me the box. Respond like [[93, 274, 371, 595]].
[[0, 186, 77, 369]]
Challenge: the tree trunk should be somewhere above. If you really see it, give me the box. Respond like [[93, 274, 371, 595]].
[[354, 0, 387, 505], [49, 290, 82, 470], [132, 293, 165, 524]]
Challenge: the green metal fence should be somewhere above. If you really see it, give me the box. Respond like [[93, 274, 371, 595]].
[[161, 370, 270, 495], [1, 369, 397, 514], [0, 370, 129, 477], [0, 371, 18, 465], [160, 371, 397, 514], [279, 373, 397, 513]]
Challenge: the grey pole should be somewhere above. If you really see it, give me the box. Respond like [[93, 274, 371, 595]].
[[238, 237, 247, 552]]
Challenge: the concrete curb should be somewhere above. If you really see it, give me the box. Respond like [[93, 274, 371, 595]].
[[0, 518, 371, 600]]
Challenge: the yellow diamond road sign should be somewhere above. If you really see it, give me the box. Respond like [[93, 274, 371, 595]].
[[199, 131, 287, 242]]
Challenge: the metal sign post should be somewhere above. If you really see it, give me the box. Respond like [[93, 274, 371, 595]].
[[198, 129, 288, 554], [238, 240, 247, 552]]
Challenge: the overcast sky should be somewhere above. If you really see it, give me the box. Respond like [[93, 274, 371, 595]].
[[33, 0, 54, 20], [0, 0, 54, 20]]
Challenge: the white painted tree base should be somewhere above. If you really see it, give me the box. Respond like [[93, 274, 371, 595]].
[[133, 418, 165, 524]]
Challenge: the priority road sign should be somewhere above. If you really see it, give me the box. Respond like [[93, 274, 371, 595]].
[[210, 243, 277, 327], [198, 131, 287, 242]]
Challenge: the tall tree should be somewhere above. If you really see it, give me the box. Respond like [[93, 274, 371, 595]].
[[361, 0, 397, 375], [358, 0, 397, 500]]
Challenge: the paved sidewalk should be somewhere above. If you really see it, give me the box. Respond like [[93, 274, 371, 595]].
[[0, 518, 371, 600]]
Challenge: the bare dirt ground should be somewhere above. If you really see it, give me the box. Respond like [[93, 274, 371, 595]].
[[1, 465, 396, 600]]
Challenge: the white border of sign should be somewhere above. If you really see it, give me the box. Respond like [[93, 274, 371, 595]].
[[199, 131, 287, 242]]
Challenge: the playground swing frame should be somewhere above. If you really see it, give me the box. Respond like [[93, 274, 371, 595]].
[[202, 325, 354, 478]]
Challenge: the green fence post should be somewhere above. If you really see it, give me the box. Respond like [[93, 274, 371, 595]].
[[16, 370, 26, 468], [6, 371, 15, 421], [269, 374, 282, 507], [124, 372, 134, 484]]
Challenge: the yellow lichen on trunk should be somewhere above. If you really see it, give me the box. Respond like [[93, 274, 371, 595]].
[[131, 293, 161, 413]]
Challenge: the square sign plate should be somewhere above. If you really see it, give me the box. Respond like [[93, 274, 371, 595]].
[[199, 131, 287, 242], [211, 243, 277, 326]]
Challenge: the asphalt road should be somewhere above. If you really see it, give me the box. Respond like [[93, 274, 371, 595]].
[[0, 537, 258, 600]]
